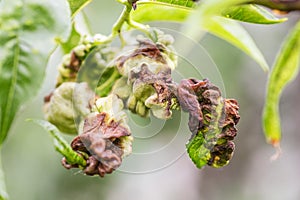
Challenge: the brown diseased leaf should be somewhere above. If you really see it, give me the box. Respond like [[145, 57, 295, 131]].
[[62, 113, 131, 177], [116, 38, 167, 69], [178, 78, 240, 168]]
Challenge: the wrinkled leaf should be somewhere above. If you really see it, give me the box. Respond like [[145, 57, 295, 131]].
[[263, 21, 300, 146], [59, 23, 81, 53], [186, 133, 210, 168], [0, 0, 71, 144], [222, 4, 287, 24], [68, 0, 92, 16], [31, 119, 86, 167]]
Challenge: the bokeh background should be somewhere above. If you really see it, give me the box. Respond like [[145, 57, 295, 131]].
[[2, 1, 300, 200]]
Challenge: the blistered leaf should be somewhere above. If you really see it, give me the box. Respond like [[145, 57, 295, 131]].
[[68, 0, 92, 16], [186, 133, 210, 168], [31, 119, 86, 167], [178, 79, 240, 169], [263, 21, 300, 147], [222, 4, 287, 24], [64, 95, 133, 177], [0, 0, 71, 144], [44, 82, 95, 134]]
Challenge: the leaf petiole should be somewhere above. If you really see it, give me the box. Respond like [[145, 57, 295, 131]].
[[98, 2, 151, 46]]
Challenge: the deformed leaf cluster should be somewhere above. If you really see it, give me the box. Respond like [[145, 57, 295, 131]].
[[131, 0, 300, 147]]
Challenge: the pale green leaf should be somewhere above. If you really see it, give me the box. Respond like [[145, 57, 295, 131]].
[[263, 20, 300, 146], [183, 0, 269, 71], [131, 1, 191, 22], [0, 0, 71, 144], [59, 23, 81, 53], [68, 0, 92, 16], [222, 4, 287, 24], [190, 0, 250, 17], [0, 155, 8, 200], [149, 0, 197, 8], [132, 1, 269, 71], [133, 1, 286, 25], [202, 16, 269, 72], [31, 119, 86, 166]]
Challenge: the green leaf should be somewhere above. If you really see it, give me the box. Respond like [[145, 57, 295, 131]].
[[186, 133, 210, 168], [76, 47, 121, 97], [68, 0, 92, 16], [186, 98, 224, 169], [183, 0, 269, 71], [150, 0, 197, 8], [0, 154, 8, 200], [222, 4, 287, 24], [0, 0, 71, 144], [132, 2, 287, 25], [263, 20, 300, 146], [131, 1, 192, 22], [202, 16, 269, 72], [95, 67, 121, 97], [31, 119, 86, 167], [59, 23, 81, 54], [189, 0, 250, 16], [132, 1, 269, 71]]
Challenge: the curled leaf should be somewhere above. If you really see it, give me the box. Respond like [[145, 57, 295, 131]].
[[44, 82, 95, 134], [263, 20, 300, 147], [63, 94, 133, 177], [115, 35, 175, 77], [114, 30, 179, 119], [178, 78, 240, 168], [131, 64, 179, 119]]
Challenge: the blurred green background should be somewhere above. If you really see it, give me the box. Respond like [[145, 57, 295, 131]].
[[2, 1, 300, 200]]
